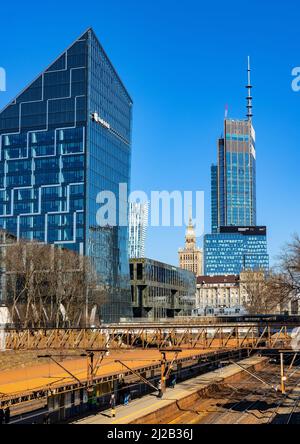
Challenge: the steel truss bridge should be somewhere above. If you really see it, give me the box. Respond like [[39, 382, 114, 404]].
[[2, 323, 298, 351]]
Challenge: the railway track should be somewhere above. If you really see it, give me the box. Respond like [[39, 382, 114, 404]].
[[201, 369, 279, 424], [169, 361, 300, 424], [267, 384, 300, 424], [286, 398, 300, 424]]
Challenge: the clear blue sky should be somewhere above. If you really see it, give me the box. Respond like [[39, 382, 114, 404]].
[[0, 0, 299, 267]]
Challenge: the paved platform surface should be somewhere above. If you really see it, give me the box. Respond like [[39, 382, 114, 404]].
[[73, 356, 266, 424]]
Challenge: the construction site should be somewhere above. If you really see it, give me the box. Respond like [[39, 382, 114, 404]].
[[0, 320, 300, 425]]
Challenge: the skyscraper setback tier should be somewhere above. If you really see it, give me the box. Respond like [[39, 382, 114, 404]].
[[204, 226, 269, 276], [0, 28, 133, 322]]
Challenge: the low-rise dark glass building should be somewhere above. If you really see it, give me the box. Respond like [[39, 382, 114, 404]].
[[130, 258, 196, 319]]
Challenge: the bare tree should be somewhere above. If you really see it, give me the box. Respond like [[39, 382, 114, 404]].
[[241, 270, 293, 315], [240, 235, 300, 315], [277, 234, 300, 295], [4, 240, 108, 328], [241, 271, 270, 314]]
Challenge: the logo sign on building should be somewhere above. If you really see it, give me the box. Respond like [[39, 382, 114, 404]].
[[91, 112, 110, 130]]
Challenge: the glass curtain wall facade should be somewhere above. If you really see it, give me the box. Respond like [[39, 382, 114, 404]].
[[211, 164, 218, 234], [215, 119, 257, 230], [86, 31, 133, 321], [204, 226, 269, 276], [130, 258, 196, 319], [0, 28, 133, 322]]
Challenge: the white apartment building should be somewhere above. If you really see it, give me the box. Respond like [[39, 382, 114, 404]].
[[196, 272, 300, 316], [195, 274, 247, 316], [128, 201, 149, 259]]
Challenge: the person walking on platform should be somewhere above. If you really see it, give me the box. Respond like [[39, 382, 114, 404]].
[[110, 394, 116, 418], [119, 379, 125, 404]]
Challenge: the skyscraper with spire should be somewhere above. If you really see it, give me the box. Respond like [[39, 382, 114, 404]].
[[212, 57, 256, 231], [205, 58, 269, 276]]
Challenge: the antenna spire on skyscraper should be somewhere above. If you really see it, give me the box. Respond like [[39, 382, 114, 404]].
[[225, 104, 229, 119], [246, 56, 253, 121]]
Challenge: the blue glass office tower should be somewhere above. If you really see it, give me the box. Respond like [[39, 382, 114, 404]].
[[0, 28, 133, 322], [215, 119, 257, 228], [204, 226, 269, 275], [205, 58, 269, 276]]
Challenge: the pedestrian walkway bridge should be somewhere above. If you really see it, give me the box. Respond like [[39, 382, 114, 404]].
[[1, 323, 297, 351]]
